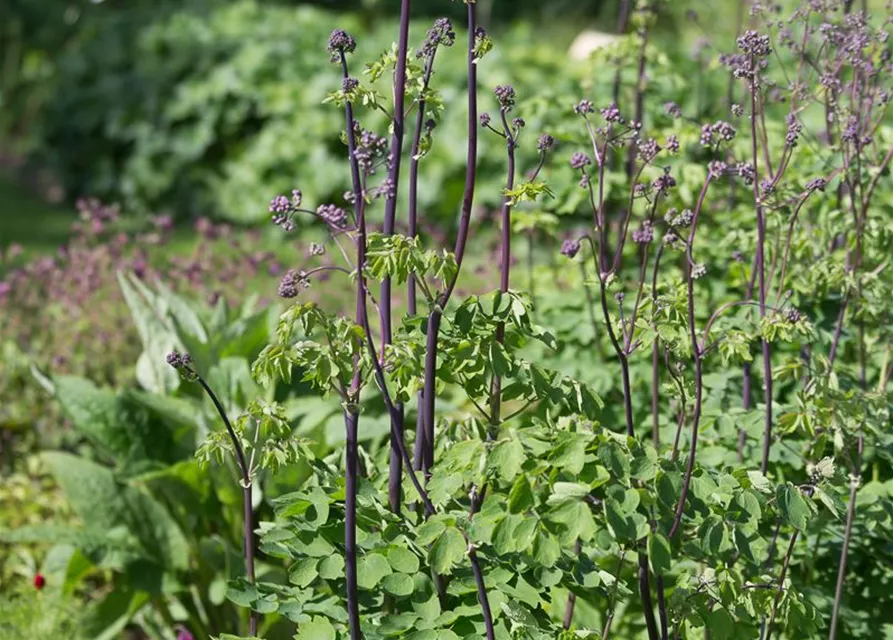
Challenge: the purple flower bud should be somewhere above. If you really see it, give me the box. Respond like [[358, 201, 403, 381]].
[[664, 102, 682, 119], [806, 177, 827, 192], [317, 204, 348, 229], [600, 103, 623, 123], [574, 100, 596, 115], [417, 17, 456, 58], [708, 160, 728, 179], [665, 134, 680, 154], [652, 171, 677, 194], [327, 29, 357, 60], [278, 269, 309, 298], [269, 195, 290, 214], [342, 77, 359, 93], [632, 221, 654, 244], [560, 239, 581, 258], [570, 152, 591, 170], [512, 117, 525, 129], [537, 134, 555, 152], [494, 85, 516, 110], [479, 113, 491, 127]]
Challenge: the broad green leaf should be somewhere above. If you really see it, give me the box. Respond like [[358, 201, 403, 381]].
[[430, 527, 466, 574], [357, 553, 392, 589], [649, 532, 672, 575]]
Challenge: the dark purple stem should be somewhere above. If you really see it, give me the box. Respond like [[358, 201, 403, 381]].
[[420, 2, 478, 471], [750, 62, 773, 475], [383, 0, 412, 516], [668, 175, 713, 539], [340, 49, 366, 640], [488, 110, 516, 432], [195, 375, 257, 636]]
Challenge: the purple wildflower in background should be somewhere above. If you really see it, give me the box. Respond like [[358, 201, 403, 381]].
[[638, 138, 661, 161], [537, 134, 555, 152], [479, 113, 491, 127], [309, 243, 326, 257], [317, 204, 347, 229], [600, 103, 622, 123], [652, 170, 677, 194], [374, 178, 395, 200], [175, 625, 195, 640], [269, 195, 290, 214], [278, 269, 308, 299], [807, 177, 827, 192], [665, 134, 680, 154], [664, 102, 682, 119], [708, 160, 728, 179], [736, 162, 756, 185], [633, 221, 654, 244], [494, 85, 516, 110], [512, 117, 525, 129], [560, 239, 581, 258], [570, 152, 591, 170], [574, 100, 595, 115], [785, 114, 802, 146]]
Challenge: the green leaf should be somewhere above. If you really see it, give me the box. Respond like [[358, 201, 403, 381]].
[[648, 532, 672, 575], [357, 553, 392, 589], [488, 438, 525, 482], [289, 557, 319, 587], [430, 527, 466, 574], [508, 475, 535, 513], [318, 554, 345, 580], [41, 452, 188, 571], [388, 546, 420, 574], [381, 573, 415, 597], [294, 616, 336, 640], [777, 484, 812, 532]]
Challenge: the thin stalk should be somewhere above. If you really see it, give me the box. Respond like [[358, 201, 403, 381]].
[[750, 62, 774, 475], [420, 2, 478, 471], [668, 175, 713, 539], [340, 47, 367, 640], [656, 574, 669, 640], [383, 0, 412, 515], [764, 531, 800, 640], [601, 551, 628, 640], [195, 375, 257, 636], [828, 464, 861, 640], [487, 110, 517, 434], [638, 553, 661, 640], [563, 540, 582, 629]]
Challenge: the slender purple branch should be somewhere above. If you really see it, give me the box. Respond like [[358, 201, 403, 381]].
[[420, 2, 478, 472], [669, 175, 713, 539], [383, 0, 412, 516], [194, 374, 258, 636], [488, 109, 517, 433], [749, 59, 774, 475], [340, 47, 366, 640]]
